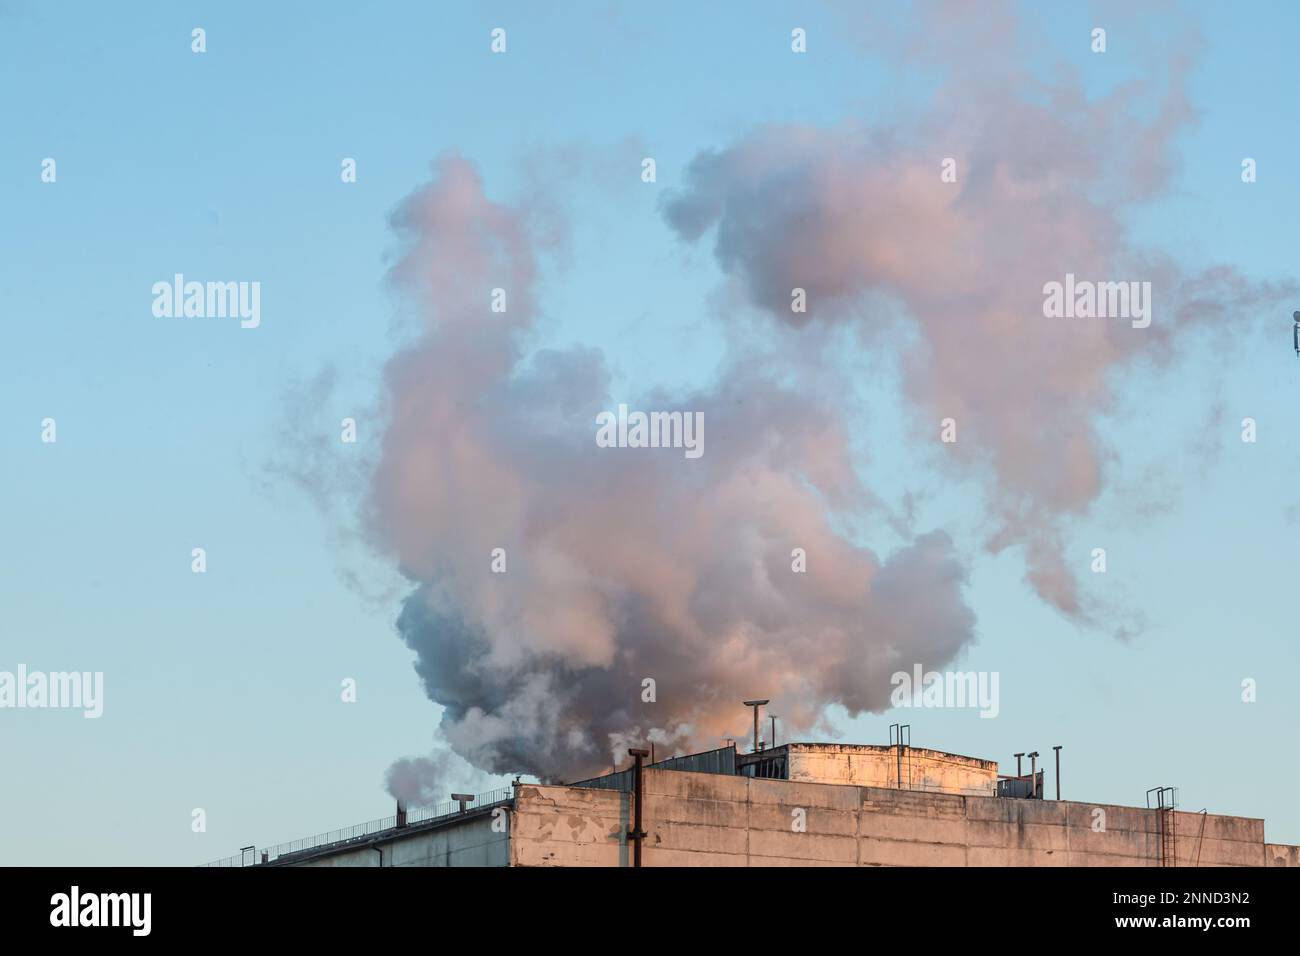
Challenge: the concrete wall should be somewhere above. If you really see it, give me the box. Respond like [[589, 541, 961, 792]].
[[510, 770, 1292, 867], [296, 814, 508, 867], [1265, 843, 1300, 867], [786, 743, 998, 796], [511, 784, 629, 867]]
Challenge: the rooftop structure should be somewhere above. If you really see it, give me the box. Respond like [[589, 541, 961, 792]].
[[202, 739, 1300, 868]]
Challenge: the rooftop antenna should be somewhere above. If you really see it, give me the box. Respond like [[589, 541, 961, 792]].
[[742, 699, 769, 753]]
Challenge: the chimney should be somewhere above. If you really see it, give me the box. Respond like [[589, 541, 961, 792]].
[[396, 800, 408, 828]]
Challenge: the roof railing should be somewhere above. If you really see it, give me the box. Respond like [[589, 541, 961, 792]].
[[198, 786, 514, 867]]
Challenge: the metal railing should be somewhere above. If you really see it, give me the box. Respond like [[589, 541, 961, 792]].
[[199, 786, 515, 867]]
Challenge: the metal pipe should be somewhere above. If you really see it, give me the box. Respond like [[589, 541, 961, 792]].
[[770, 715, 778, 749], [1014, 752, 1024, 777], [901, 726, 909, 788], [1053, 745, 1062, 800], [743, 699, 769, 754], [1028, 752, 1039, 798], [627, 747, 649, 867], [889, 723, 909, 789]]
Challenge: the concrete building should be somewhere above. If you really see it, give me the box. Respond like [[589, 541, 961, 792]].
[[203, 742, 1300, 868], [741, 742, 999, 795]]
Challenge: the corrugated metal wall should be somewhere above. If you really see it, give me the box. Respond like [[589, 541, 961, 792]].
[[571, 745, 737, 792]]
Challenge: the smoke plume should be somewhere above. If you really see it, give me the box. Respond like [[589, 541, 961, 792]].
[[385, 748, 480, 808], [357, 4, 1290, 784], [369, 152, 974, 782], [662, 8, 1290, 621]]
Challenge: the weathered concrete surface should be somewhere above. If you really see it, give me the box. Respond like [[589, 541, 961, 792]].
[[1265, 843, 1300, 867], [508, 771, 1295, 867], [510, 785, 627, 867], [284, 770, 1296, 867], [783, 743, 998, 796]]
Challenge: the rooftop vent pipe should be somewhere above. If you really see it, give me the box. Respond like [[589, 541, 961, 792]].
[[626, 748, 649, 867], [743, 699, 769, 754], [451, 793, 475, 814]]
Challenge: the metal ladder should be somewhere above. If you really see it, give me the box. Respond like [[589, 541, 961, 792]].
[[1147, 787, 1178, 867]]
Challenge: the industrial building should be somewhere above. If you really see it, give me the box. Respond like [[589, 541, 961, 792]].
[[202, 737, 1300, 868]]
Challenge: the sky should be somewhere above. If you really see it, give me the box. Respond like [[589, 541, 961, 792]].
[[1, 0, 1298, 866]]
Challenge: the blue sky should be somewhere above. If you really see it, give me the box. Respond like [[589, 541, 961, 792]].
[[1, 1, 1298, 865]]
